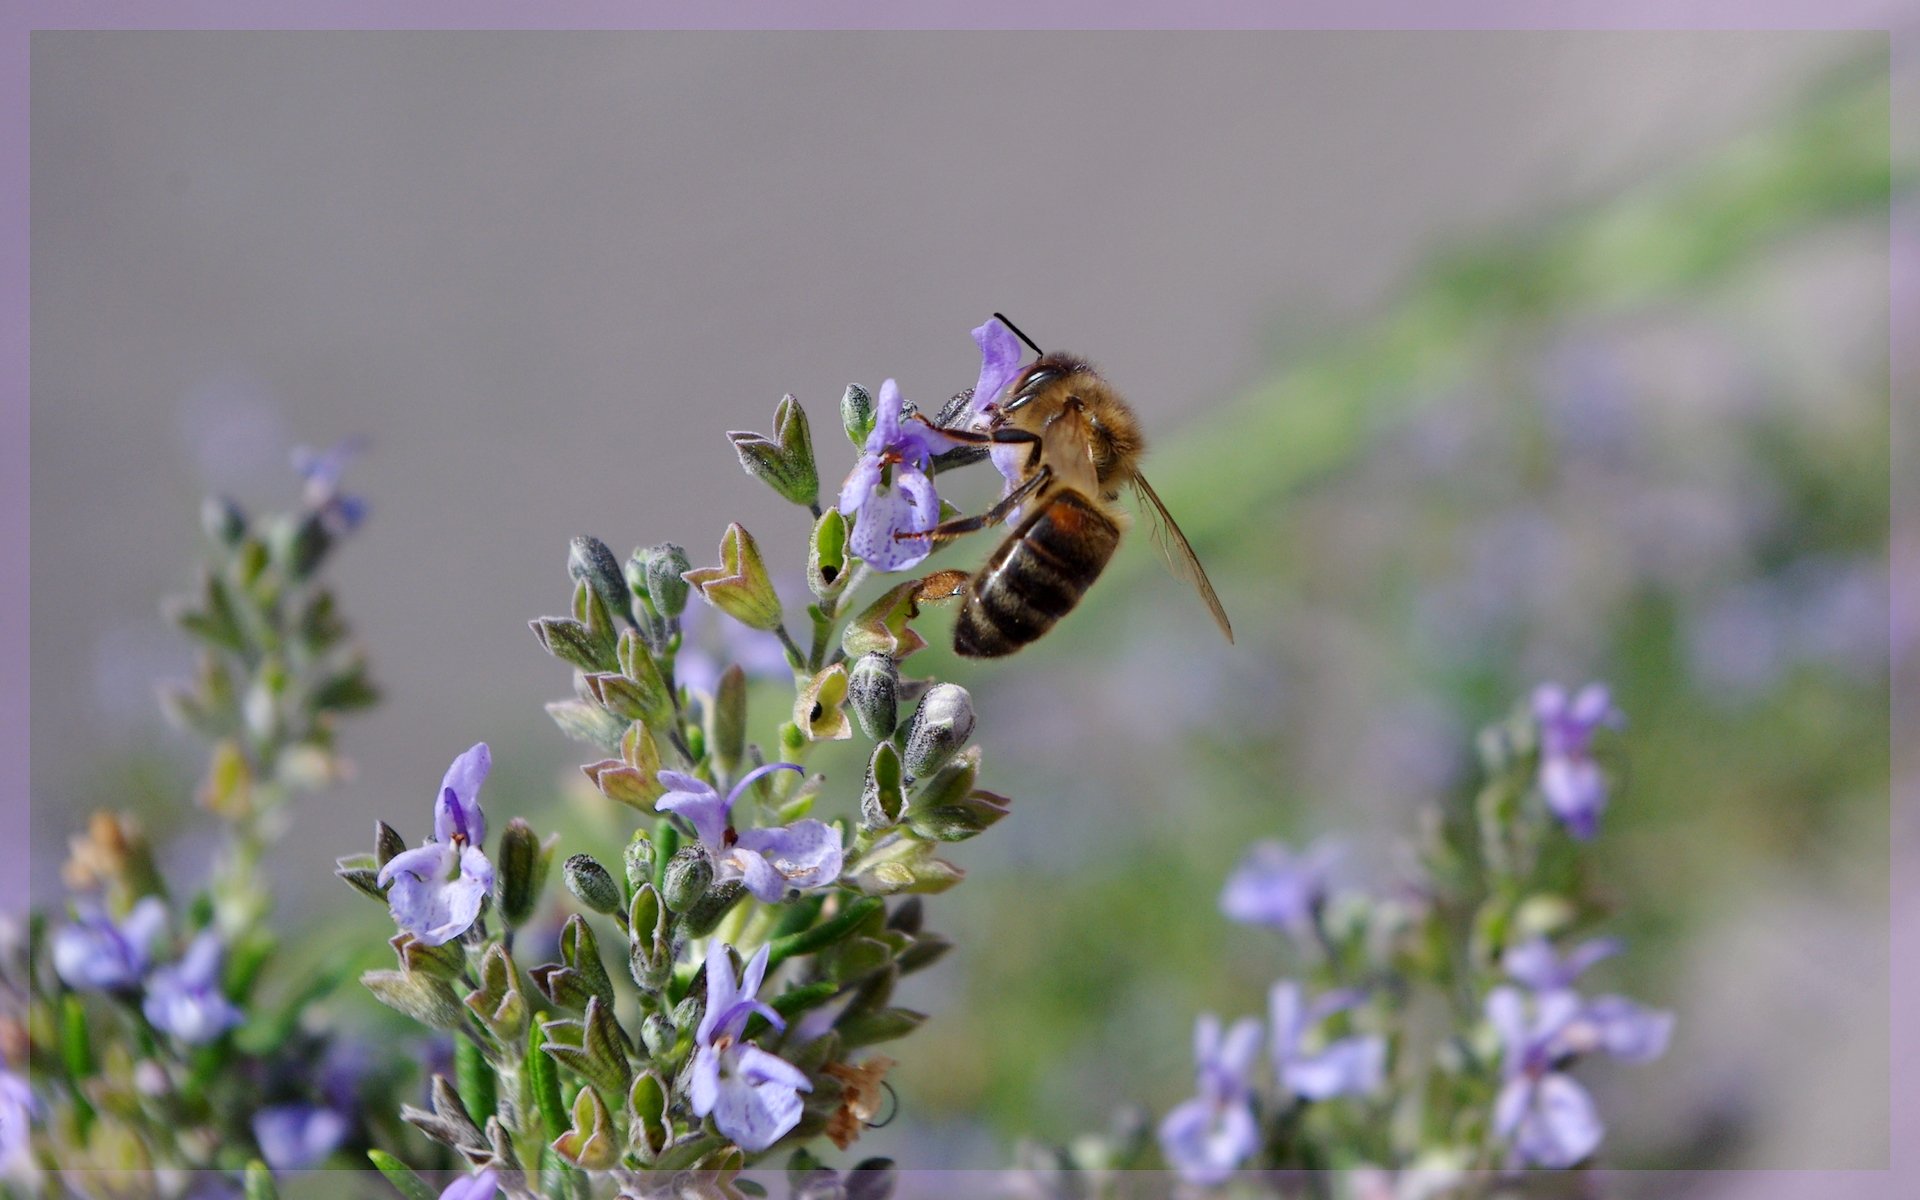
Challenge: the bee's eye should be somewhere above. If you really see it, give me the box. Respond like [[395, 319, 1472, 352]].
[[1017, 369, 1056, 397]]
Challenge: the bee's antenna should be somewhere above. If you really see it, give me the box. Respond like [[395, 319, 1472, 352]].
[[993, 312, 1045, 356]]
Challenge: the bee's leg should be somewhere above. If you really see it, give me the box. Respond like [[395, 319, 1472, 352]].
[[896, 468, 1050, 545]]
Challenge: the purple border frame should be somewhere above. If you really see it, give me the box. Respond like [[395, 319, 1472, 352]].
[[3, 1, 1908, 1193]]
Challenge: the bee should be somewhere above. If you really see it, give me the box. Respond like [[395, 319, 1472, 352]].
[[911, 316, 1234, 658]]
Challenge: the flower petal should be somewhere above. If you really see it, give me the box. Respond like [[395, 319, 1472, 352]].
[[699, 942, 740, 1046], [837, 456, 883, 518], [712, 1045, 808, 1152], [969, 318, 1025, 414], [436, 743, 492, 845], [1515, 1073, 1604, 1168], [733, 820, 844, 893]]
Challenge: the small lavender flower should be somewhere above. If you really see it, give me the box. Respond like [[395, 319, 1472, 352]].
[[51, 896, 168, 992], [1486, 984, 1671, 1169], [252, 1104, 349, 1172], [1501, 936, 1620, 994], [1531, 683, 1623, 839], [1157, 1015, 1262, 1185], [378, 743, 496, 947], [1, 1060, 33, 1168], [837, 379, 960, 572], [143, 931, 245, 1044], [656, 763, 844, 903], [690, 942, 812, 1152], [1219, 839, 1339, 937], [966, 317, 1029, 491], [292, 436, 369, 534], [439, 1170, 499, 1200], [1269, 981, 1386, 1102]]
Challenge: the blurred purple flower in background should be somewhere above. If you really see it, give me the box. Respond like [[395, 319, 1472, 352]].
[[838, 379, 958, 572], [1, 1059, 34, 1168], [1269, 981, 1386, 1102], [52, 896, 167, 992], [143, 931, 244, 1044], [690, 942, 812, 1152], [1502, 936, 1620, 994], [1531, 683, 1623, 839], [379, 743, 495, 946], [656, 763, 843, 903], [673, 600, 790, 699], [1158, 1014, 1263, 1185], [252, 1104, 349, 1172], [292, 436, 369, 535], [1219, 838, 1339, 937]]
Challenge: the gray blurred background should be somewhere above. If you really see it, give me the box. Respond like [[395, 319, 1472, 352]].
[[29, 30, 1899, 1175]]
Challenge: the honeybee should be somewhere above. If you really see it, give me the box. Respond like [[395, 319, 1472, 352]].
[[912, 317, 1234, 657]]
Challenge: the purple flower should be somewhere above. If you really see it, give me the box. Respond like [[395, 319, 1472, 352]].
[[1219, 839, 1339, 936], [292, 436, 369, 534], [690, 942, 812, 1152], [378, 744, 496, 947], [1269, 981, 1386, 1102], [837, 379, 959, 572], [143, 931, 244, 1045], [656, 763, 843, 903], [1, 1061, 34, 1168], [1502, 936, 1620, 994], [1486, 984, 1672, 1169], [439, 1171, 499, 1200], [1531, 683, 1623, 839], [253, 1104, 349, 1172], [1157, 1014, 1262, 1185], [674, 601, 790, 699], [966, 317, 1030, 490], [52, 896, 167, 991]]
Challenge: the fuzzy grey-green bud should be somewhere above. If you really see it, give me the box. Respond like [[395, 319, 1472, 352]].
[[495, 818, 548, 929], [635, 542, 692, 620], [640, 1012, 676, 1059], [848, 652, 899, 740], [841, 382, 876, 447], [661, 844, 714, 913], [563, 854, 624, 916], [570, 535, 634, 625], [901, 683, 976, 777], [623, 832, 655, 893]]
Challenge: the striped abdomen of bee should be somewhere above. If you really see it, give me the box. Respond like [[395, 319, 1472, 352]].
[[953, 488, 1121, 658]]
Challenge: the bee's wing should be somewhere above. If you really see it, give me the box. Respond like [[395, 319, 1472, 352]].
[[1130, 471, 1234, 644]]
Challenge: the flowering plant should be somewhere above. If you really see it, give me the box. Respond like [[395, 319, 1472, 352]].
[[7, 324, 1679, 1200]]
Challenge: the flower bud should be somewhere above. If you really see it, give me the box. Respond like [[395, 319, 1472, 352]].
[[848, 653, 899, 740], [530, 615, 614, 673], [728, 394, 820, 509], [842, 382, 876, 447], [682, 523, 783, 632], [563, 854, 623, 917], [860, 741, 905, 833], [901, 683, 976, 777], [623, 831, 655, 893], [661, 844, 714, 913], [632, 542, 692, 620], [569, 535, 634, 625], [640, 1012, 676, 1059], [201, 495, 247, 547], [681, 880, 747, 938], [494, 818, 551, 930], [711, 664, 748, 778]]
